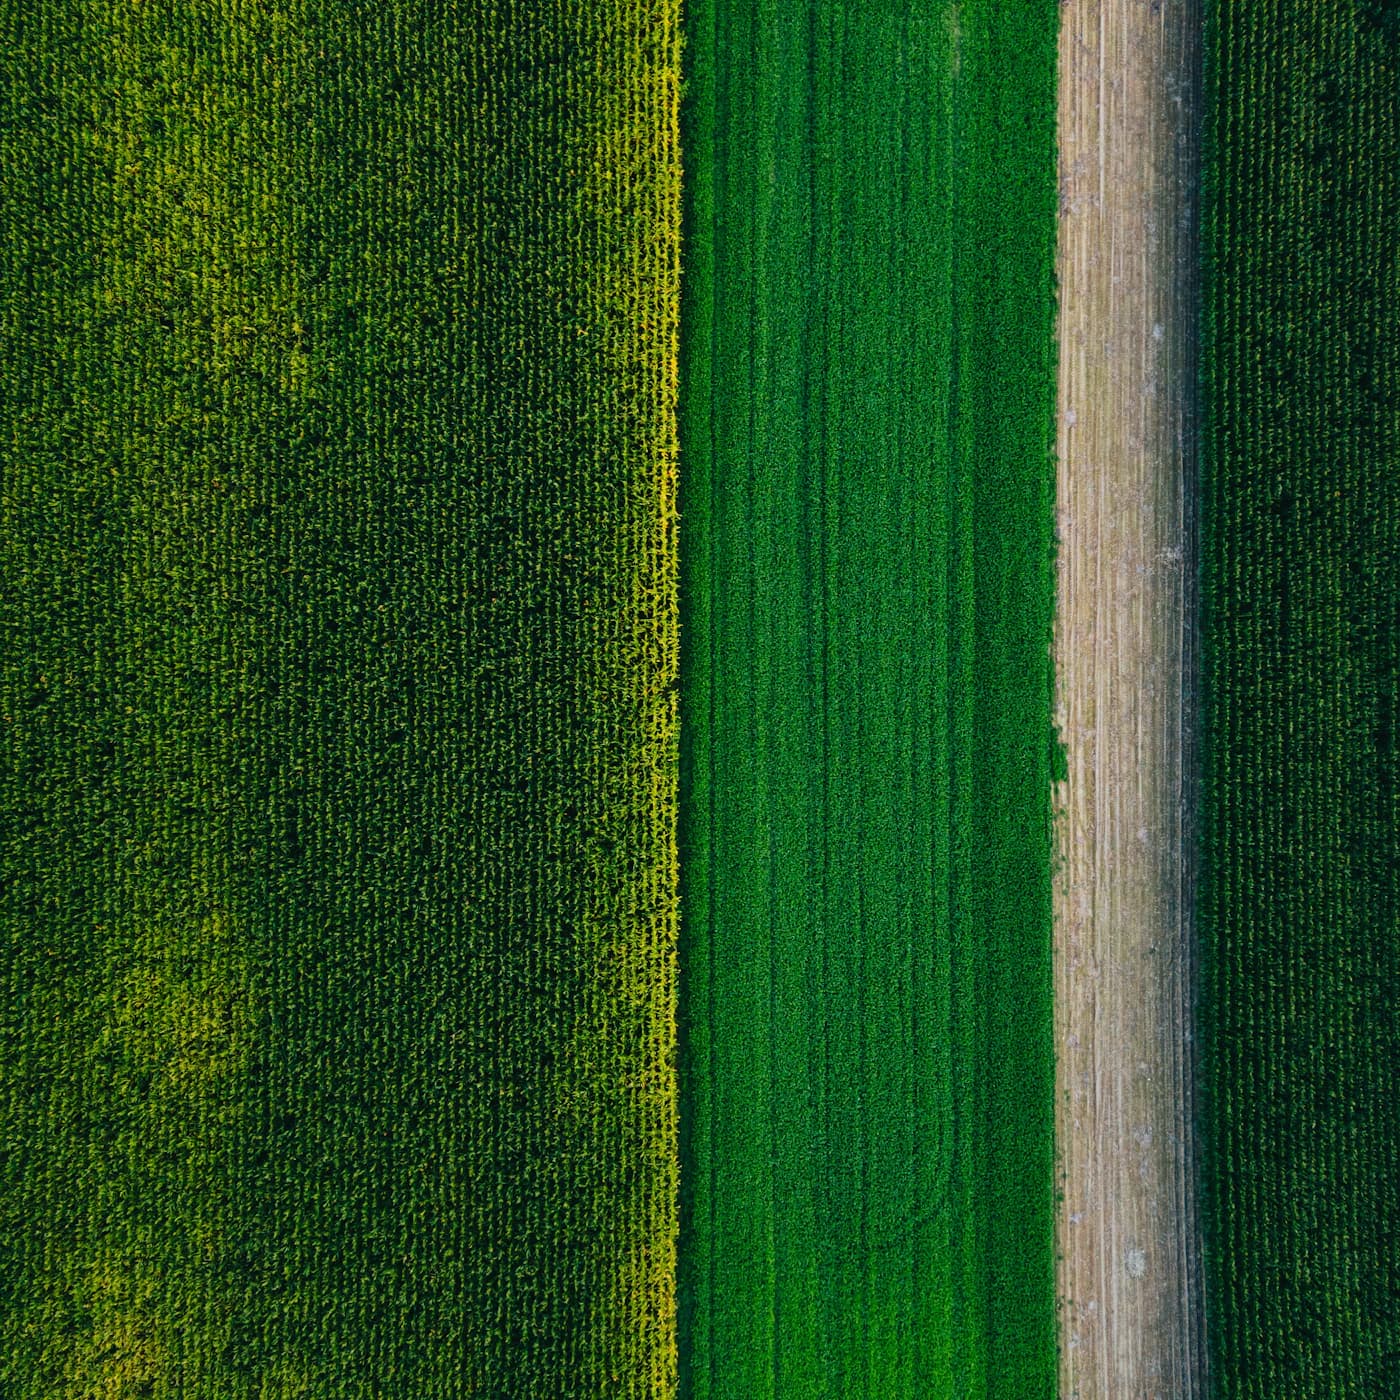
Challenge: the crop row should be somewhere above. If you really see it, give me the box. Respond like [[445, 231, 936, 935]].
[[1201, 1, 1400, 1394], [0, 2, 681, 1396]]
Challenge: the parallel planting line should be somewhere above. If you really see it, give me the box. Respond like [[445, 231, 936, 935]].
[[1201, 1, 1400, 1393], [1, 2, 305, 1387], [1, 4, 681, 1395]]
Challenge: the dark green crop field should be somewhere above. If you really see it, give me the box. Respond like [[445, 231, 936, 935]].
[[1201, 0, 1400, 1393], [678, 1, 1059, 1394], [0, 2, 680, 1395]]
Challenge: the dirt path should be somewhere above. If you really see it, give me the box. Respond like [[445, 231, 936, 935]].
[[1053, 2, 1206, 1396]]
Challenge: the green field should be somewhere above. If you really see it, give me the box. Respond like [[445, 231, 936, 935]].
[[677, 1, 1059, 1394], [1201, 0, 1400, 1393], [0, 2, 680, 1395]]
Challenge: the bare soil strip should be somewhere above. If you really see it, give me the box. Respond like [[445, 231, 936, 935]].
[[1053, 2, 1207, 1396]]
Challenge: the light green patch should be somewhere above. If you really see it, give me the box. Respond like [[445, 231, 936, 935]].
[[91, 907, 254, 1204], [94, 909, 252, 1166], [31, 909, 258, 1399], [53, 1252, 167, 1400], [255, 1354, 321, 1400]]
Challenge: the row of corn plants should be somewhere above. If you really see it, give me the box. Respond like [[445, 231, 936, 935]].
[[0, 2, 680, 1394], [1201, 1, 1400, 1394]]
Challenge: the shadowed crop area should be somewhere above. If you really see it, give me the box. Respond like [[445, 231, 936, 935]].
[[677, 2, 1060, 1394], [0, 2, 680, 1395], [1201, 0, 1400, 1394]]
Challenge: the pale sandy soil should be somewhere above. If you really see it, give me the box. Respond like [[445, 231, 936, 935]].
[[1053, 2, 1207, 1396]]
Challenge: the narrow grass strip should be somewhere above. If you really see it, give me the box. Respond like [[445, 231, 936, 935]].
[[677, 2, 1059, 1394]]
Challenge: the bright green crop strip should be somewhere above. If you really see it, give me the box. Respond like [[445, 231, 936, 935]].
[[2, 3, 680, 1395], [1201, 2, 1400, 1394], [677, 3, 1058, 1395]]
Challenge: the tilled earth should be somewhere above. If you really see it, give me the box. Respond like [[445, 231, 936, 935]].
[[1053, 1, 1208, 1395]]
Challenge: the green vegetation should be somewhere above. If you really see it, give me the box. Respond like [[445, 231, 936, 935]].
[[1, 2, 680, 1395], [1200, 0, 1400, 1393], [677, 1, 1059, 1394]]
